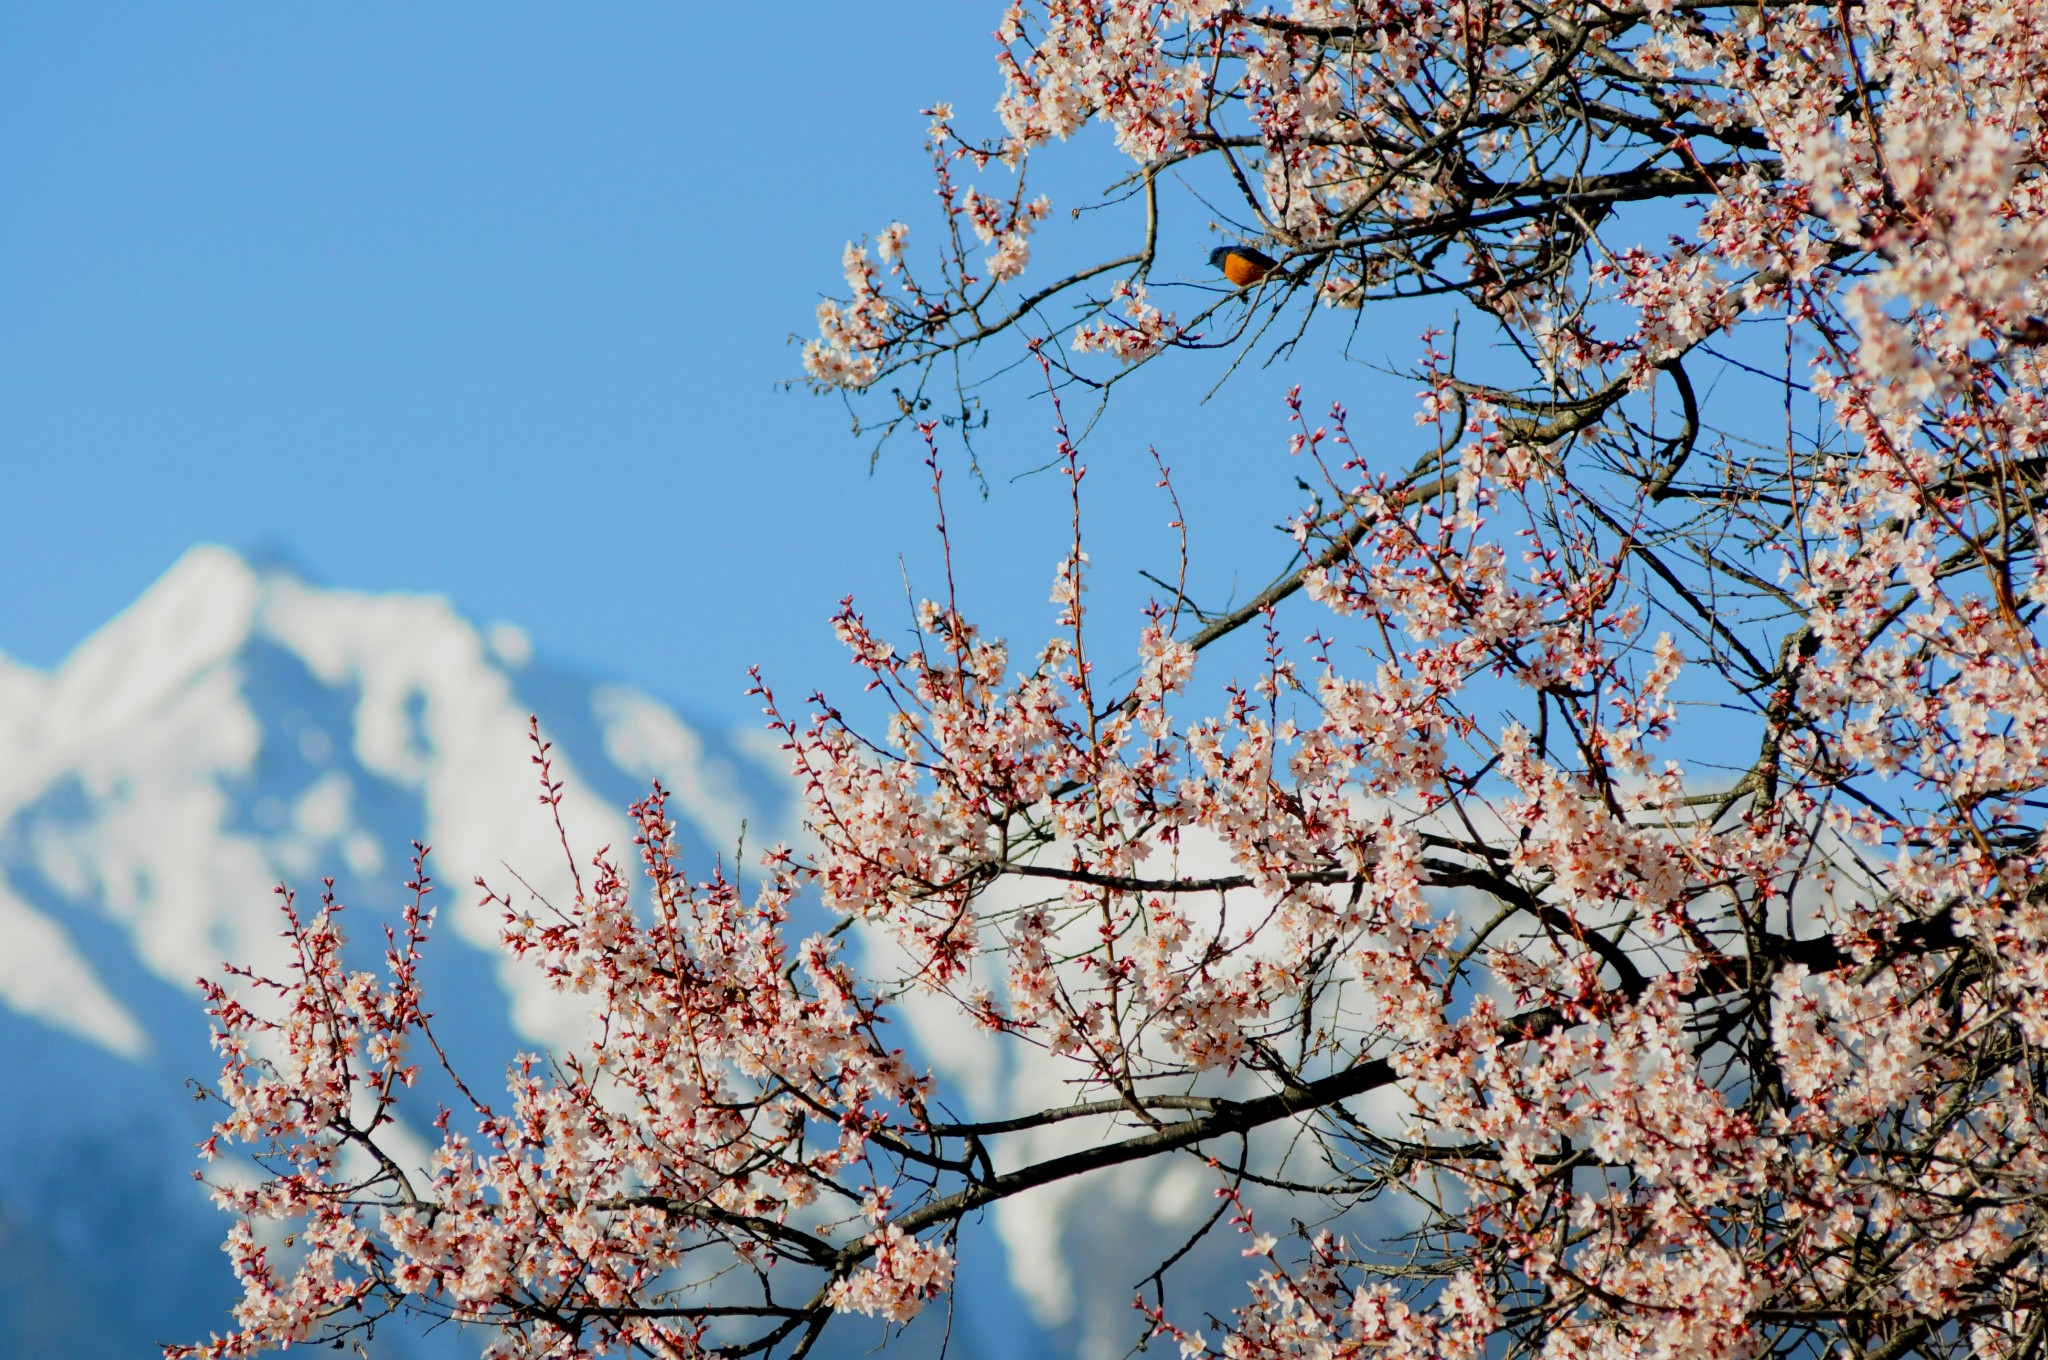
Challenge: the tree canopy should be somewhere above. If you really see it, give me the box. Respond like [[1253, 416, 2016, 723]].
[[183, 4, 2048, 1360]]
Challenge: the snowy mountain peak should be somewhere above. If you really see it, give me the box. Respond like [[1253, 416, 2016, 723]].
[[0, 546, 798, 1356], [0, 544, 792, 1059], [38, 545, 263, 756]]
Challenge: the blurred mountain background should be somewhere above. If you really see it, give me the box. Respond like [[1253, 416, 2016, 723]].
[[0, 545, 802, 1356], [0, 547, 1335, 1359]]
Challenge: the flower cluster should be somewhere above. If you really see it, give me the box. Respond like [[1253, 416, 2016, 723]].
[[1069, 280, 1181, 360]]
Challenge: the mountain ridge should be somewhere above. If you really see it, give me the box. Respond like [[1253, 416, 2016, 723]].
[[0, 544, 1172, 1360], [0, 544, 798, 1356]]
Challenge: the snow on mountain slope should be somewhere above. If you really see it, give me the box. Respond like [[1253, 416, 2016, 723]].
[[0, 545, 795, 1357], [1, 545, 787, 1050]]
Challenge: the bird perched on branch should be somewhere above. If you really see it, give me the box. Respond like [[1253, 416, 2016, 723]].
[[1209, 244, 1280, 288]]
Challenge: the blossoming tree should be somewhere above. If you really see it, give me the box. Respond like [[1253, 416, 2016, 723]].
[[185, 2, 2048, 1359]]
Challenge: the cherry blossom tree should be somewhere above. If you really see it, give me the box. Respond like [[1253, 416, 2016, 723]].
[[183, 3, 2048, 1360]]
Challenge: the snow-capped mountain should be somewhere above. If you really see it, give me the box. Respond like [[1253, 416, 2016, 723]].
[[0, 544, 1276, 1360], [0, 545, 797, 1357]]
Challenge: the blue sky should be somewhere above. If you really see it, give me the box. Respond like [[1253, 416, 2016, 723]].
[[0, 3, 1443, 734]]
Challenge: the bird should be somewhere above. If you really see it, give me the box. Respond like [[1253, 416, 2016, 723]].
[[1209, 244, 1281, 288]]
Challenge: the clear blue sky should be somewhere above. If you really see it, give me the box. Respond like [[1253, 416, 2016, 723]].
[[0, 4, 1439, 731]]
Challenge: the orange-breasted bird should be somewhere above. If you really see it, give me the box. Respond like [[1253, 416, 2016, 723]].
[[1209, 244, 1280, 288]]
